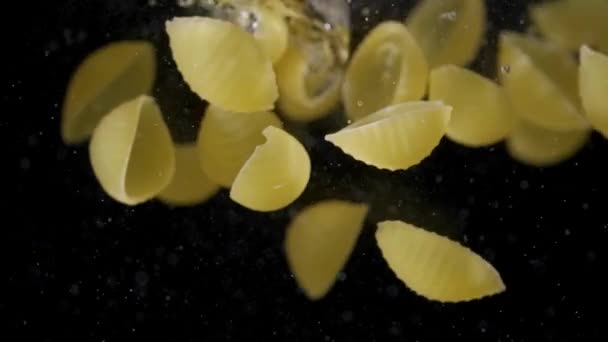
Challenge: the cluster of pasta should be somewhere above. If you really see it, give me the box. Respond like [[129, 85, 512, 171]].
[[60, 0, 608, 302]]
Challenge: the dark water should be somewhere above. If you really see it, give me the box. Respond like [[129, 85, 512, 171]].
[[7, 0, 608, 340]]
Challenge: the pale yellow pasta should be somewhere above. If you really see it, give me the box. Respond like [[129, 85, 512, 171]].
[[530, 0, 608, 54], [230, 126, 311, 211], [406, 0, 486, 67], [274, 42, 342, 122], [165, 17, 277, 112], [89, 95, 175, 205], [61, 41, 155, 144], [498, 31, 589, 132], [376, 220, 505, 303], [579, 46, 608, 138], [249, 4, 289, 64], [158, 144, 220, 206], [429, 65, 515, 147], [325, 101, 451, 171], [342, 21, 428, 121], [285, 200, 369, 300], [506, 119, 590, 168], [197, 105, 283, 188]]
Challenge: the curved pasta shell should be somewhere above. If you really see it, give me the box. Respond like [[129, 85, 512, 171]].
[[166, 17, 278, 112], [579, 46, 608, 138], [498, 32, 589, 132], [197, 105, 283, 188], [325, 101, 451, 171], [158, 144, 220, 206], [250, 4, 289, 64], [89, 95, 175, 206], [429, 65, 515, 147], [506, 119, 589, 168], [274, 42, 342, 122], [530, 0, 608, 54], [405, 0, 485, 67], [376, 220, 505, 303], [61, 41, 155, 144], [342, 21, 428, 121], [285, 200, 368, 300], [230, 126, 311, 211]]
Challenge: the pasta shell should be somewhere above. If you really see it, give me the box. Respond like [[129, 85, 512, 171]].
[[249, 4, 289, 64], [579, 45, 608, 138]]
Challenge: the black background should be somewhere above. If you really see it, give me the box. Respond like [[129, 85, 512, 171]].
[[6, 0, 608, 340]]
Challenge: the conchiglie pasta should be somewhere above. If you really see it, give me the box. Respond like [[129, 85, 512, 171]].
[[405, 0, 486, 67], [342, 21, 428, 121], [429, 65, 515, 147], [61, 40, 156, 144], [89, 95, 175, 205], [376, 220, 505, 303], [158, 144, 220, 207], [248, 4, 289, 64], [197, 105, 283, 188], [230, 126, 311, 212], [506, 119, 589, 168], [165, 17, 277, 113], [285, 200, 369, 300], [325, 101, 451, 171], [579, 45, 608, 138], [498, 31, 589, 132]]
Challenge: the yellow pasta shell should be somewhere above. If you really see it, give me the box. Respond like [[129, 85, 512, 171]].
[[498, 31, 589, 132], [158, 144, 220, 206], [61, 40, 155, 144], [376, 220, 505, 303], [429, 65, 515, 147], [230, 126, 311, 211], [406, 0, 486, 67], [342, 21, 428, 121], [197, 105, 283, 188], [579, 45, 608, 138], [89, 95, 175, 206], [166, 16, 278, 112], [325, 101, 451, 171], [250, 4, 289, 64], [284, 200, 368, 300]]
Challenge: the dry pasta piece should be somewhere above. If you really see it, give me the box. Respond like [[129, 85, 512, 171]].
[[498, 31, 589, 132], [89, 95, 175, 205], [506, 119, 590, 167], [342, 21, 428, 121], [376, 220, 505, 303], [325, 101, 451, 171], [158, 144, 220, 206], [285, 200, 368, 300], [429, 65, 515, 147], [197, 105, 283, 188], [530, 0, 608, 54], [274, 42, 342, 122], [166, 16, 277, 112], [249, 3, 289, 64], [61, 41, 155, 144], [230, 126, 310, 211], [579, 45, 608, 138], [405, 0, 485, 67]]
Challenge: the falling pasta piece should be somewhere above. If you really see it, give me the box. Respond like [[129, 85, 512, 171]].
[[166, 16, 277, 113], [342, 21, 428, 121], [325, 101, 451, 171], [506, 119, 590, 167], [274, 42, 342, 122], [376, 220, 505, 303], [197, 105, 283, 188], [530, 0, 608, 54], [230, 126, 310, 211], [89, 95, 175, 206], [285, 200, 368, 300], [405, 0, 485, 67], [579, 46, 608, 138], [158, 144, 220, 207], [498, 31, 589, 132], [61, 40, 156, 144], [248, 4, 289, 64], [429, 65, 515, 147]]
